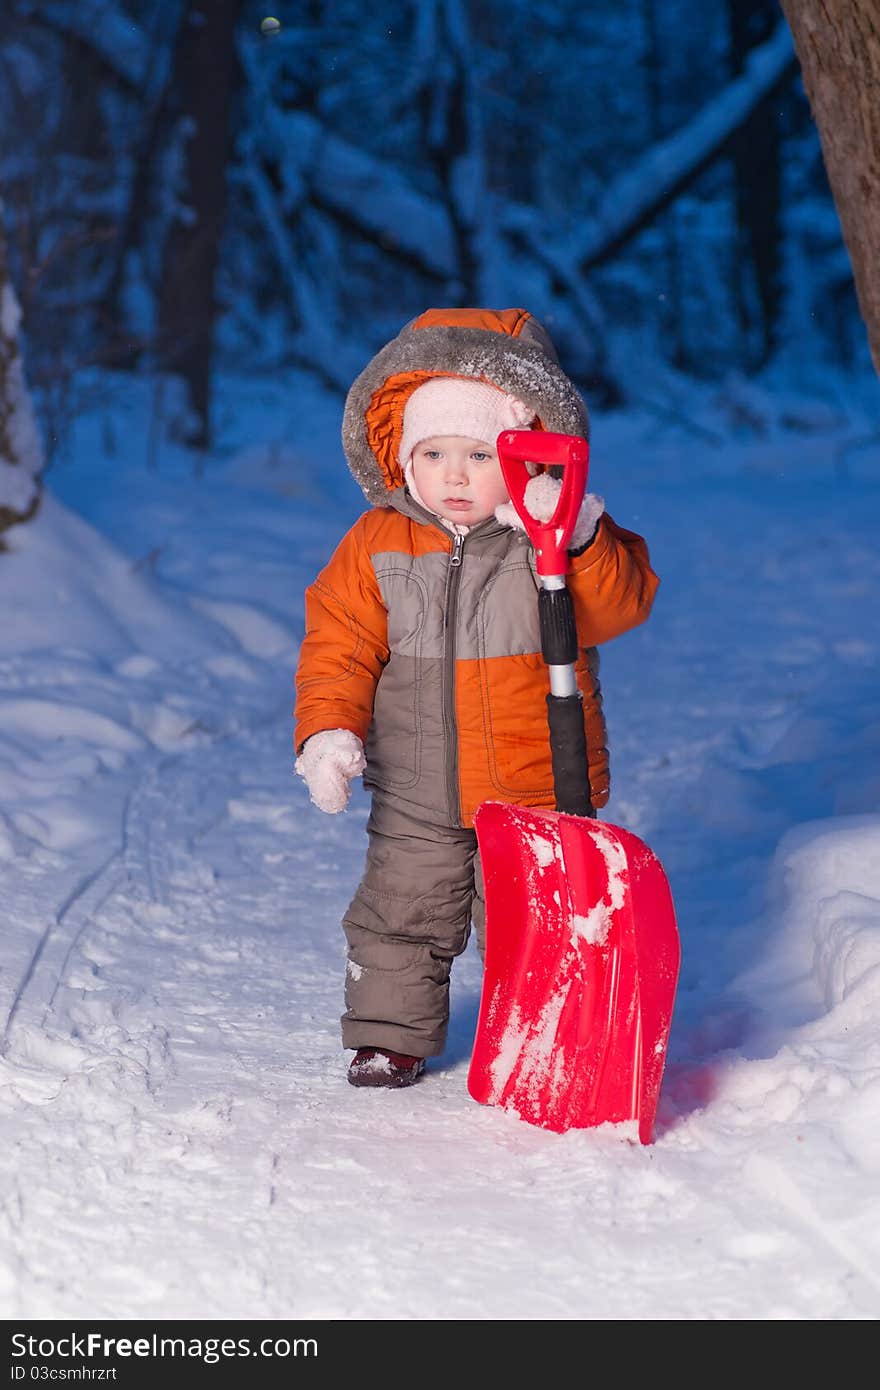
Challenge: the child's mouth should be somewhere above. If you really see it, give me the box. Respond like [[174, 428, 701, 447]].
[[444, 498, 472, 510]]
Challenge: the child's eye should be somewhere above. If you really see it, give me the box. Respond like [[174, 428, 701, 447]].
[[471, 451, 491, 462], [423, 450, 442, 460]]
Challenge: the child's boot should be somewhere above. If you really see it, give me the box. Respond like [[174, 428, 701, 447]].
[[347, 1048, 425, 1088]]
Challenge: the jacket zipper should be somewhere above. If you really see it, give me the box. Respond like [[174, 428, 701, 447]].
[[443, 531, 465, 823]]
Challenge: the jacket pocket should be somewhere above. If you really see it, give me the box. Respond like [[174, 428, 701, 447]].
[[478, 649, 556, 798]]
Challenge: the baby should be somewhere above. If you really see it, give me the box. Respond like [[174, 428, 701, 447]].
[[294, 307, 658, 1087]]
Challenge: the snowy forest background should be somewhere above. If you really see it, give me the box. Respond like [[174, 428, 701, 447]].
[[0, 0, 872, 476]]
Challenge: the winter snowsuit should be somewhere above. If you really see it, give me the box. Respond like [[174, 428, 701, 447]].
[[294, 307, 659, 1058]]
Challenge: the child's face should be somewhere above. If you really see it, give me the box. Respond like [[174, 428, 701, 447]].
[[410, 436, 510, 526]]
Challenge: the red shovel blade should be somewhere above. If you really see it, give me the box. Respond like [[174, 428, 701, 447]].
[[468, 802, 680, 1144]]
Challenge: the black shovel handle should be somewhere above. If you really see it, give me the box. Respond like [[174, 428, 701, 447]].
[[539, 586, 595, 819]]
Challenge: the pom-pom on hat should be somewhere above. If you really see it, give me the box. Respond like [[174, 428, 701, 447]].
[[398, 376, 535, 472]]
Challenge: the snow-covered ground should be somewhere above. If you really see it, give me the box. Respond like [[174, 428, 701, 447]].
[[1, 363, 880, 1320]]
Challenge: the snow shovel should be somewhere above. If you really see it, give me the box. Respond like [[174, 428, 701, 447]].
[[467, 430, 680, 1144]]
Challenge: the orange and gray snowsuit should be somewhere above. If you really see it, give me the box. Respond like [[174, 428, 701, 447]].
[[295, 308, 658, 1057]]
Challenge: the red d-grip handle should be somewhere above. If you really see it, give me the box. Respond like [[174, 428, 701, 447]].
[[497, 430, 589, 576]]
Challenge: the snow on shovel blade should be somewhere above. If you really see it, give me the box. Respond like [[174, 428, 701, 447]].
[[468, 801, 680, 1144]]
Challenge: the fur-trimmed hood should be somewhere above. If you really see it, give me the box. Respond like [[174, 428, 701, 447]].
[[341, 307, 590, 506]]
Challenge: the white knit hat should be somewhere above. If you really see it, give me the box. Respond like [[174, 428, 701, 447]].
[[398, 376, 535, 472]]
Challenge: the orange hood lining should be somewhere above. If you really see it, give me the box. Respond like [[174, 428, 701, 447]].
[[410, 307, 533, 337]]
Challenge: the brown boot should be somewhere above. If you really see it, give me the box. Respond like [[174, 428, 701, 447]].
[[347, 1048, 426, 1088]]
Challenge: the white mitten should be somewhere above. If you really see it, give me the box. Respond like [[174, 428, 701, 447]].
[[495, 474, 605, 551], [295, 729, 366, 814]]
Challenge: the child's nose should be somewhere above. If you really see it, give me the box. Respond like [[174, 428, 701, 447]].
[[444, 456, 468, 482]]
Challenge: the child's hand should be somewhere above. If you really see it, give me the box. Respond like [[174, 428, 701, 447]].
[[495, 475, 605, 551], [295, 729, 366, 814]]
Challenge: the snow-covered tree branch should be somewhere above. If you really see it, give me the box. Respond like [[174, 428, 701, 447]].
[[16, 0, 151, 90], [503, 23, 797, 278]]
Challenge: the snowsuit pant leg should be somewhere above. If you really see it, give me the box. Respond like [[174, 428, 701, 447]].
[[341, 791, 485, 1058]]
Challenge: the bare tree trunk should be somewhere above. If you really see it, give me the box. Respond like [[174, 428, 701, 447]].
[[100, 6, 187, 367], [156, 0, 242, 447], [641, 0, 686, 367], [780, 0, 880, 376], [0, 216, 43, 539], [728, 0, 783, 367]]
